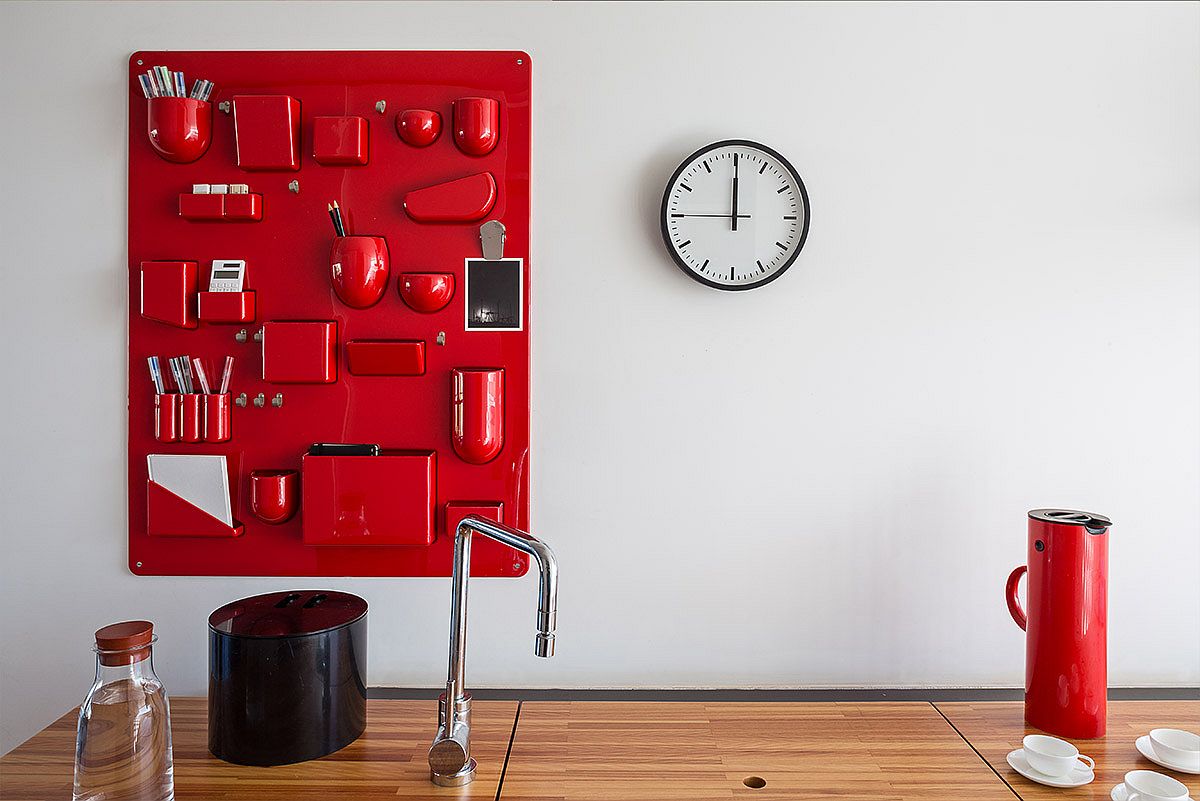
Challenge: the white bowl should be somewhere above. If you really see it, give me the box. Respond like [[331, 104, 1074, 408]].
[[1149, 729, 1200, 767]]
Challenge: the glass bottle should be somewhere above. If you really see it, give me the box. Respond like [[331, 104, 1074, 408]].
[[74, 621, 174, 801]]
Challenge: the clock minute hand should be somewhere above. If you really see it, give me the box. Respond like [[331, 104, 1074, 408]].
[[671, 213, 751, 218], [731, 153, 740, 232]]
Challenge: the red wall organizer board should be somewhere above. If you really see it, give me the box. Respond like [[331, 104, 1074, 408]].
[[127, 51, 531, 577]]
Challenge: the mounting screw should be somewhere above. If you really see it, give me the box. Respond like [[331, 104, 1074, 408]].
[[136, 561, 143, 568], [271, 393, 284, 408], [218, 100, 231, 114], [136, 59, 143, 66], [235, 329, 248, 343], [234, 393, 248, 408], [288, 179, 300, 194], [375, 100, 387, 114], [436, 331, 446, 346], [253, 393, 266, 408], [252, 328, 264, 343]]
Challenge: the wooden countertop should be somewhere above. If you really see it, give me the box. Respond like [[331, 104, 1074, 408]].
[[0, 698, 517, 801], [936, 700, 1199, 800], [4, 698, 1196, 800], [501, 701, 1016, 800]]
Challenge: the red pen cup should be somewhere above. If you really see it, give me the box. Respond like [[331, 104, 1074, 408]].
[[147, 97, 212, 163], [451, 368, 505, 464], [154, 394, 182, 442], [204, 393, 231, 443], [452, 97, 499, 156], [330, 236, 389, 309], [250, 470, 299, 525], [180, 394, 203, 443]]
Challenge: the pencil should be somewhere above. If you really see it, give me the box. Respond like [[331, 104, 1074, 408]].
[[332, 201, 346, 236]]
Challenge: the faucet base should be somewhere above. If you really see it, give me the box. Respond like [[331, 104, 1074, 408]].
[[430, 758, 476, 786]]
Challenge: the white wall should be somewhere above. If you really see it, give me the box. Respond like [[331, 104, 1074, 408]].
[[2, 0, 1197, 755]]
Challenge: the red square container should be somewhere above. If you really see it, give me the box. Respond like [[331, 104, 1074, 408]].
[[178, 193, 225, 221], [312, 116, 368, 166], [198, 291, 256, 324], [345, 340, 425, 376], [140, 261, 198, 329], [261, 321, 337, 383], [233, 95, 301, 171], [301, 452, 436, 546], [223, 193, 263, 221]]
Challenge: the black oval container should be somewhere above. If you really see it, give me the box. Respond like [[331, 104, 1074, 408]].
[[208, 590, 367, 766]]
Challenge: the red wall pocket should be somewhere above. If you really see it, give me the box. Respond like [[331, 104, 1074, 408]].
[[127, 50, 531, 577]]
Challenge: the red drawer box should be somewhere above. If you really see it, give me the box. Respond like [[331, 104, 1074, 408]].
[[301, 452, 436, 546], [178, 193, 224, 220], [346, 340, 425, 376], [233, 95, 301, 171], [140, 261, 198, 329], [261, 321, 337, 384], [198, 291, 256, 324], [313, 116, 368, 166], [223, 193, 263, 221]]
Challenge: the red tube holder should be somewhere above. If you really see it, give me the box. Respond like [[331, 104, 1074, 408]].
[[250, 469, 299, 525], [261, 321, 338, 384], [154, 394, 182, 442], [403, 172, 497, 223], [453, 97, 500, 157], [451, 368, 504, 464], [203, 393, 231, 442], [313, 116, 369, 165], [140, 261, 198, 329], [301, 452, 436, 546], [346, 340, 426, 376], [233, 95, 301, 171], [147, 481, 243, 538], [147, 97, 212, 163], [180, 394, 204, 443], [330, 236, 389, 309], [198, 291, 256, 324]]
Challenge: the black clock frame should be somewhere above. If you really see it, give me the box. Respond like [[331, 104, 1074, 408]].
[[660, 139, 811, 292]]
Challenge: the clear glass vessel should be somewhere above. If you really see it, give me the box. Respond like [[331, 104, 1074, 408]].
[[73, 621, 174, 801]]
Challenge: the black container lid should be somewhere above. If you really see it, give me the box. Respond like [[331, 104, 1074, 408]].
[[209, 590, 367, 638], [1028, 509, 1112, 530]]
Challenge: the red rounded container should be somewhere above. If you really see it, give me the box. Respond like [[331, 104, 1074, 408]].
[[395, 109, 441, 147], [330, 236, 389, 309], [1007, 509, 1111, 739], [250, 470, 298, 525], [451, 368, 504, 464], [452, 97, 499, 156], [147, 97, 212, 163], [398, 272, 454, 313]]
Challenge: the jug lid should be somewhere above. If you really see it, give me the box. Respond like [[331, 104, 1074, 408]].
[[1029, 508, 1112, 531], [209, 590, 366, 638]]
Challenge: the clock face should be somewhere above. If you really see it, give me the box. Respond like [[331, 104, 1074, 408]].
[[660, 140, 810, 291]]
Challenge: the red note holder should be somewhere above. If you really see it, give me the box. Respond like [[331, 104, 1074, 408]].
[[146, 481, 243, 538]]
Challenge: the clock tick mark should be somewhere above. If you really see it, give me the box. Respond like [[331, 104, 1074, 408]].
[[759, 162, 768, 174], [783, 215, 797, 220], [775, 241, 787, 250], [776, 186, 788, 194], [680, 240, 692, 248], [681, 184, 692, 192], [703, 160, 711, 173]]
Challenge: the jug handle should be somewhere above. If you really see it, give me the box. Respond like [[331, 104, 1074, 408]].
[[1006, 565, 1027, 631]]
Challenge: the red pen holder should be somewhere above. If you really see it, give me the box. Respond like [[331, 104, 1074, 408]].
[[204, 393, 231, 442], [453, 97, 499, 156], [451, 368, 505, 464], [250, 469, 299, 525], [147, 97, 212, 164], [180, 394, 204, 443], [154, 394, 182, 442], [330, 236, 389, 309]]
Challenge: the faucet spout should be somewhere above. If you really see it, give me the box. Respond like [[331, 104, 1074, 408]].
[[428, 515, 558, 786]]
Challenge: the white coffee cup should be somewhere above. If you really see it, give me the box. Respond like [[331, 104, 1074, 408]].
[[1124, 769, 1189, 801], [1149, 728, 1200, 768], [1022, 734, 1095, 777]]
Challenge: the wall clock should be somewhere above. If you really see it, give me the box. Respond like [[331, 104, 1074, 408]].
[[660, 140, 810, 291]]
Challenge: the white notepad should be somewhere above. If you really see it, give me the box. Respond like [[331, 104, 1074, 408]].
[[147, 454, 232, 525]]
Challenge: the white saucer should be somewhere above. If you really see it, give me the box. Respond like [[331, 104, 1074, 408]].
[[1112, 782, 1196, 800], [1138, 734, 1200, 775], [1007, 748, 1095, 788]]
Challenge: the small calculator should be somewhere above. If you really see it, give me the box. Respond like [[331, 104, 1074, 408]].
[[208, 260, 246, 292]]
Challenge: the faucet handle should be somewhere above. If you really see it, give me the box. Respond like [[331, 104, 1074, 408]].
[[535, 631, 555, 657]]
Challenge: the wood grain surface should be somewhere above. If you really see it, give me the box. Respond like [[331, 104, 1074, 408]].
[[0, 697, 517, 800], [500, 701, 1017, 800], [935, 701, 1200, 800]]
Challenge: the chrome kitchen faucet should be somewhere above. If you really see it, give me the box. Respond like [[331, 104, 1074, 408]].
[[428, 515, 558, 786]]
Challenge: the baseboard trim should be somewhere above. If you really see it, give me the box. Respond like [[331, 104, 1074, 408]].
[[367, 687, 1200, 702]]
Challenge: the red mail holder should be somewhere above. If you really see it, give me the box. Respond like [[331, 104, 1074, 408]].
[[233, 95, 301, 171], [261, 321, 337, 383], [140, 261, 198, 329], [301, 452, 436, 546], [147, 481, 244, 539]]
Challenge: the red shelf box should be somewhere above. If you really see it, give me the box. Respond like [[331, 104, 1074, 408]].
[[301, 452, 436, 546], [198, 291, 256, 324]]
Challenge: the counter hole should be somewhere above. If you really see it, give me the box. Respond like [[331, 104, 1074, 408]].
[[743, 776, 766, 789]]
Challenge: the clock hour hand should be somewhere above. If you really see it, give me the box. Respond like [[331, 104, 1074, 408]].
[[731, 153, 740, 232], [670, 213, 751, 219]]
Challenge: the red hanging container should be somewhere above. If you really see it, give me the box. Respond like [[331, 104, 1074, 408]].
[[1006, 509, 1112, 739]]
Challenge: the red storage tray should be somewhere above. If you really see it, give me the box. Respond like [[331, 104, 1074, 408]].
[[127, 50, 531, 578], [197, 291, 255, 324], [301, 452, 436, 546]]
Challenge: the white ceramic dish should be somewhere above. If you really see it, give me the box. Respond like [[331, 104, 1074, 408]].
[[1150, 730, 1200, 771], [1008, 748, 1095, 788], [1112, 782, 1196, 801], [1139, 735, 1200, 775]]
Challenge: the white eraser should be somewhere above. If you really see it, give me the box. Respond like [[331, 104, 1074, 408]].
[[230, 184, 249, 195], [210, 184, 230, 194], [192, 184, 211, 194]]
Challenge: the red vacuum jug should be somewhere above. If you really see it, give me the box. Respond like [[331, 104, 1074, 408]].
[[1006, 508, 1112, 739]]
